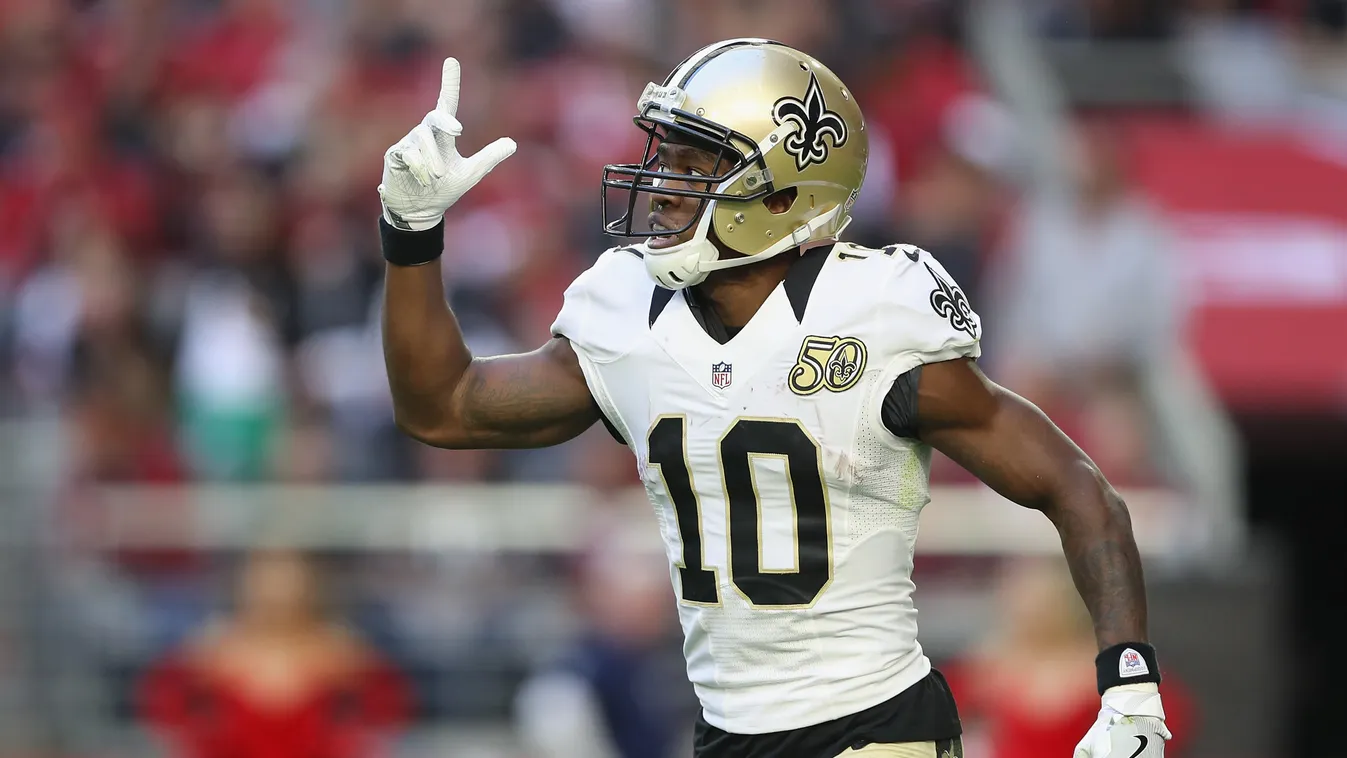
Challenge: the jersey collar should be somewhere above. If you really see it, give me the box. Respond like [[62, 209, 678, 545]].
[[647, 243, 834, 338]]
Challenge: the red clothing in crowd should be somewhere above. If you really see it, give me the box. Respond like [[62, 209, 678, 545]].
[[942, 659, 1198, 758], [139, 651, 411, 758]]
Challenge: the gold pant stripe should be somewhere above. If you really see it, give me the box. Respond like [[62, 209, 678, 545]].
[[834, 737, 962, 758], [834, 742, 935, 758]]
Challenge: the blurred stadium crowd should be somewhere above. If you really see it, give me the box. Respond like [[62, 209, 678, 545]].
[[3, 0, 1344, 486], [2, 0, 1346, 757]]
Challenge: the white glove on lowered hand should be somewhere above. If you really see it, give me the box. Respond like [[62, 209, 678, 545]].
[[1074, 684, 1172, 758], [378, 57, 517, 232]]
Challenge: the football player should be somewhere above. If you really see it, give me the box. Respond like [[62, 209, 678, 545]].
[[378, 40, 1172, 758]]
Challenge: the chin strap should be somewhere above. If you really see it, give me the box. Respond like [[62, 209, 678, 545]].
[[698, 204, 846, 272], [639, 203, 847, 289]]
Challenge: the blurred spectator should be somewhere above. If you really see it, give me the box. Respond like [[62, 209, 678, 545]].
[[970, 0, 1244, 561], [988, 120, 1182, 437], [942, 557, 1197, 758], [138, 549, 412, 758], [886, 92, 1013, 308], [1033, 0, 1173, 40], [1175, 0, 1303, 127], [173, 166, 290, 481], [514, 510, 695, 758]]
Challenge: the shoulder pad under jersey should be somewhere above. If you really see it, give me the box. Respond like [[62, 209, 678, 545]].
[[549, 246, 651, 363]]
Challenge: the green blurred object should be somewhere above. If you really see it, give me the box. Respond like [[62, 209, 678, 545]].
[[179, 393, 283, 481]]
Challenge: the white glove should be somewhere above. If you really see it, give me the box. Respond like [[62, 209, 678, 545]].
[[378, 57, 517, 232], [1074, 684, 1172, 758]]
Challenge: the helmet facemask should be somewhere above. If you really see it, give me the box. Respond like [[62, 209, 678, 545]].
[[602, 84, 779, 288], [602, 84, 776, 241]]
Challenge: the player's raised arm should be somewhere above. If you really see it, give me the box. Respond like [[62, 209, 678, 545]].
[[913, 357, 1171, 757], [378, 58, 598, 449]]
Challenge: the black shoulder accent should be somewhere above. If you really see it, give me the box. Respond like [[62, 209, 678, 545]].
[[783, 243, 834, 323], [881, 365, 923, 439], [649, 286, 677, 327], [595, 401, 627, 446]]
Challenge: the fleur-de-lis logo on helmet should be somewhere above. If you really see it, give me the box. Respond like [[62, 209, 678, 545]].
[[772, 72, 849, 171]]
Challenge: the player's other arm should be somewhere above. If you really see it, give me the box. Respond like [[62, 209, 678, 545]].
[[913, 357, 1170, 756], [377, 57, 598, 450], [914, 358, 1147, 647]]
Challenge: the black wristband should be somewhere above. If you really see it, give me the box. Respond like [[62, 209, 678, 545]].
[[380, 216, 445, 266], [1096, 642, 1162, 694]]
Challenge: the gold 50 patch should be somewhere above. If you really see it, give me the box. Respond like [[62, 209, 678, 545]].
[[789, 336, 867, 395]]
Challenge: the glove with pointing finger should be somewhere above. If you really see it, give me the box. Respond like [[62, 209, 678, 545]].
[[378, 57, 517, 232]]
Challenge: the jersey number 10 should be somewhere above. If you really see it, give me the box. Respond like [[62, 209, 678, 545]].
[[647, 416, 833, 609]]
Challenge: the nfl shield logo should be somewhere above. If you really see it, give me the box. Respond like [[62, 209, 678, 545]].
[[711, 361, 733, 389]]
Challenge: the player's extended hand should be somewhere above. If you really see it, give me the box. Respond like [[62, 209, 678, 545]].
[[1074, 684, 1171, 758], [378, 57, 517, 232]]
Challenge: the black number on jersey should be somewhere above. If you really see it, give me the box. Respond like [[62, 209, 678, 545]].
[[648, 416, 720, 605], [647, 417, 832, 609]]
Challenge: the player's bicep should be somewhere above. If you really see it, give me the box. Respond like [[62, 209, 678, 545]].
[[428, 337, 599, 449], [914, 358, 1101, 509]]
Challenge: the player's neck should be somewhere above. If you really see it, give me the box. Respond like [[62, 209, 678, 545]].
[[696, 253, 796, 329]]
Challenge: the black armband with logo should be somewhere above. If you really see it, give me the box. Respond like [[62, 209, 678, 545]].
[[380, 216, 444, 266], [1096, 642, 1163, 694]]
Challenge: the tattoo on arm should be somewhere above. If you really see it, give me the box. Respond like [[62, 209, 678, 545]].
[[916, 359, 1149, 647], [454, 341, 599, 444], [1042, 469, 1149, 647], [396, 337, 598, 450]]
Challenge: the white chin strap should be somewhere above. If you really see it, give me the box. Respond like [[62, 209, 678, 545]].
[[638, 202, 847, 290]]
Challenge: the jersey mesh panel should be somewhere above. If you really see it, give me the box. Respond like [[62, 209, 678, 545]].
[[849, 372, 929, 543]]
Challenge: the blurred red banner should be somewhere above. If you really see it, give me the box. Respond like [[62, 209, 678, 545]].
[[1128, 117, 1347, 413]]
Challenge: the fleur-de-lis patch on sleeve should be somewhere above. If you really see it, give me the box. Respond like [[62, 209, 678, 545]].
[[925, 262, 979, 338], [771, 73, 849, 171]]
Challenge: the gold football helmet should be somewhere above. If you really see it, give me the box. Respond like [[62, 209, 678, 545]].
[[602, 38, 868, 289]]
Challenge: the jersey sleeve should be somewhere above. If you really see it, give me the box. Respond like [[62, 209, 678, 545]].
[[873, 247, 983, 440], [879, 247, 982, 371], [549, 248, 649, 446], [549, 248, 647, 364]]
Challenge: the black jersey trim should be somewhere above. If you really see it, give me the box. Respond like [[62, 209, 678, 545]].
[[648, 243, 833, 338], [881, 365, 923, 439], [594, 402, 627, 446], [550, 332, 627, 446], [649, 286, 677, 327], [782, 243, 833, 323]]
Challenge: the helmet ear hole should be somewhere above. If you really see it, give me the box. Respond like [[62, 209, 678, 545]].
[[764, 187, 798, 215]]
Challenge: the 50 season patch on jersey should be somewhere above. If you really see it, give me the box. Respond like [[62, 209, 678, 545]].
[[789, 335, 868, 395]]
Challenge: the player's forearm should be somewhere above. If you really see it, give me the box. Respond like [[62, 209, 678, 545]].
[[1042, 463, 1150, 649], [380, 224, 473, 441]]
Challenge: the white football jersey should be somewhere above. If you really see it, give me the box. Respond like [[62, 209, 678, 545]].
[[550, 241, 981, 735]]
